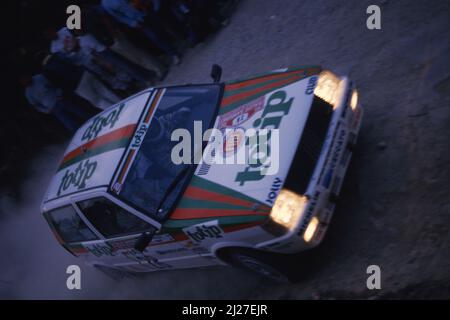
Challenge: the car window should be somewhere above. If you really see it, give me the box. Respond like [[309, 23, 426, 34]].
[[77, 197, 155, 238], [46, 205, 98, 243], [119, 85, 220, 221]]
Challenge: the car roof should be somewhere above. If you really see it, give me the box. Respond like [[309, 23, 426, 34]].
[[42, 89, 155, 206]]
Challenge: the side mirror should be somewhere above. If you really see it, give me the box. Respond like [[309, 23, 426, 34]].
[[134, 231, 154, 252], [210, 64, 222, 83]]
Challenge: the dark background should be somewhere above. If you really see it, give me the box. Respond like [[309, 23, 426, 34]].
[[1, 1, 83, 197]]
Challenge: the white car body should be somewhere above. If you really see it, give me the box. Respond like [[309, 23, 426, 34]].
[[41, 66, 363, 275]]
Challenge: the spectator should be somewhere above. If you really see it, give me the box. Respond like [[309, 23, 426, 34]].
[[20, 74, 97, 131], [82, 4, 167, 80], [45, 28, 132, 94], [154, 0, 200, 46], [42, 53, 121, 110], [79, 33, 155, 87], [44, 27, 77, 55], [144, 0, 189, 47], [110, 29, 168, 81], [64, 34, 140, 93], [101, 0, 181, 65]]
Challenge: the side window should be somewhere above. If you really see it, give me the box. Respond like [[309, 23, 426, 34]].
[[47, 205, 98, 243], [77, 197, 155, 238]]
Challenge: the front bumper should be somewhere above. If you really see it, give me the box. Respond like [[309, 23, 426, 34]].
[[258, 78, 363, 253], [308, 102, 363, 246]]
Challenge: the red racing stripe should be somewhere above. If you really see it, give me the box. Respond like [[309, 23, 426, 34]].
[[225, 69, 304, 91], [183, 186, 261, 209], [221, 75, 303, 107], [170, 207, 270, 220], [144, 89, 163, 123], [61, 124, 136, 166], [117, 149, 136, 184]]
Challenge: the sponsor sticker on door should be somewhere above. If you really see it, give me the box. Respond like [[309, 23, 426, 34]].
[[183, 220, 224, 243]]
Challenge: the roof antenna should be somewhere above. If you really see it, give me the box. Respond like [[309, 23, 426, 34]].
[[211, 64, 222, 83]]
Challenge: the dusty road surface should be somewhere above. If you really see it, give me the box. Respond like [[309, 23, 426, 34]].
[[0, 0, 449, 299]]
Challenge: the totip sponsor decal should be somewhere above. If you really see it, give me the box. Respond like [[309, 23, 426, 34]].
[[183, 220, 224, 243], [234, 90, 293, 186], [82, 103, 125, 142], [57, 159, 97, 197], [58, 124, 136, 172]]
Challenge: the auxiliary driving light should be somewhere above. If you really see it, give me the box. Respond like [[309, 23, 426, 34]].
[[303, 217, 319, 242], [350, 89, 359, 111]]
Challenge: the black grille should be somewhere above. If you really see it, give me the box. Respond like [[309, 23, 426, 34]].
[[284, 96, 333, 195]]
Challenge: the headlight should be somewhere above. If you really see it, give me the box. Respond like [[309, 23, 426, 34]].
[[269, 189, 308, 231], [303, 217, 319, 242], [314, 71, 342, 108], [350, 89, 358, 111]]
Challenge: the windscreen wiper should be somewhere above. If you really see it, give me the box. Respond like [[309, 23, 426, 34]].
[[154, 164, 192, 217], [154, 141, 207, 217]]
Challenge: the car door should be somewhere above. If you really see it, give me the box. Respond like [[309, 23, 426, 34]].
[[74, 193, 220, 272], [72, 193, 174, 272]]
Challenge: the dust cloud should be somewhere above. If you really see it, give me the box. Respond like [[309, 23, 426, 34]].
[[0, 145, 266, 299]]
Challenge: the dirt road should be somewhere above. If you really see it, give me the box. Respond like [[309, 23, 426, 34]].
[[1, 0, 449, 299]]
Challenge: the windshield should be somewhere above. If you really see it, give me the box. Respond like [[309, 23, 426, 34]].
[[119, 85, 221, 221]]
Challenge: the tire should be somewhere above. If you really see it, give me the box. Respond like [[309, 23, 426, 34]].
[[225, 248, 291, 283]]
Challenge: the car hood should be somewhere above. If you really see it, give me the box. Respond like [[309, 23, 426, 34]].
[[169, 66, 321, 223]]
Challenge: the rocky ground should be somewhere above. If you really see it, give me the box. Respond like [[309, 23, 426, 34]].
[[0, 0, 449, 299]]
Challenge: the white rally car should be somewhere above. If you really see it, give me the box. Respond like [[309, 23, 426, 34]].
[[41, 66, 363, 282]]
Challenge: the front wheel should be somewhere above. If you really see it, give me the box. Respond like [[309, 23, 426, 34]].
[[226, 248, 291, 283]]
